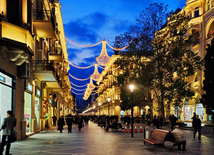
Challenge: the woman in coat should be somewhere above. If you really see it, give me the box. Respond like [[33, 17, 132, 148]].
[[77, 116, 83, 131], [57, 116, 65, 133]]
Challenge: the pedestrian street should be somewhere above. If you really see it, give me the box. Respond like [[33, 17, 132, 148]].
[[8, 121, 214, 155]]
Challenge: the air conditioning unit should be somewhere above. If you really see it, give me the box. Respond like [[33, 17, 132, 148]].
[[17, 62, 30, 79]]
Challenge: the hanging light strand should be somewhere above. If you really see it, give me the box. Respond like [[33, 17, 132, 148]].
[[69, 73, 90, 81], [106, 39, 133, 51], [70, 81, 88, 87], [71, 87, 86, 91], [66, 37, 102, 48], [98, 64, 121, 71], [69, 62, 95, 69], [71, 90, 85, 95]]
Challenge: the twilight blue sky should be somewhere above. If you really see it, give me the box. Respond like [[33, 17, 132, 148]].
[[60, 0, 187, 100]]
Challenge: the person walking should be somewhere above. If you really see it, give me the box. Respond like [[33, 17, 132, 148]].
[[0, 110, 17, 155], [52, 115, 57, 126], [77, 116, 83, 131], [193, 115, 202, 140], [170, 114, 177, 130], [57, 116, 65, 133], [66, 114, 73, 133], [159, 115, 163, 129]]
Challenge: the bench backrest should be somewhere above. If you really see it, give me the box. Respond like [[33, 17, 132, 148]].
[[150, 129, 169, 143]]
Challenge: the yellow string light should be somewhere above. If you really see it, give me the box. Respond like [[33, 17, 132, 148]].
[[106, 39, 133, 51], [71, 90, 85, 95], [87, 77, 96, 90], [69, 61, 95, 69], [71, 87, 86, 91], [69, 73, 90, 81], [70, 81, 88, 87], [98, 64, 121, 71], [66, 37, 102, 48]]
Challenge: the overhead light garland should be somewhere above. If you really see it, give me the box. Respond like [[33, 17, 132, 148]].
[[71, 87, 86, 91], [66, 37, 102, 48], [106, 39, 133, 51], [70, 81, 88, 87], [87, 77, 96, 90], [71, 90, 85, 95], [69, 61, 95, 69], [69, 73, 90, 81]]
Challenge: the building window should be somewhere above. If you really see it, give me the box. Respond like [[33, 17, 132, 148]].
[[195, 7, 199, 18], [207, 0, 211, 11]]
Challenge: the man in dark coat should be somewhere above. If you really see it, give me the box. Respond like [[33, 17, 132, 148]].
[[170, 114, 177, 130], [57, 116, 65, 133], [66, 114, 73, 133], [0, 110, 17, 155], [193, 115, 202, 140], [77, 116, 83, 131]]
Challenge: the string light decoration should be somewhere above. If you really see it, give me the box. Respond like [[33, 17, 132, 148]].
[[71, 90, 85, 95], [70, 81, 88, 87], [66, 37, 102, 48], [69, 73, 90, 81], [69, 61, 95, 69], [106, 39, 133, 51], [98, 64, 121, 71], [71, 87, 86, 91], [91, 63, 101, 81], [96, 40, 111, 66]]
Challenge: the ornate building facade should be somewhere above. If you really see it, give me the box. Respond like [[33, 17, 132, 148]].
[[0, 0, 73, 140]]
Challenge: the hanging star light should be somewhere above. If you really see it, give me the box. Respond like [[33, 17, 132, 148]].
[[91, 63, 101, 81], [96, 40, 111, 66]]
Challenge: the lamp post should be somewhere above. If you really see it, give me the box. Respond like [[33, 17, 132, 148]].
[[98, 103, 101, 116], [107, 97, 110, 116], [130, 84, 135, 137], [93, 105, 96, 116]]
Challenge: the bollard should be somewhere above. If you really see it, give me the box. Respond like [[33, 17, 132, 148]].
[[140, 125, 143, 133], [134, 125, 137, 133], [129, 124, 132, 133], [125, 123, 127, 133]]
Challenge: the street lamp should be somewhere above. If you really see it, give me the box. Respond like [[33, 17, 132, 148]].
[[107, 97, 110, 116], [129, 84, 135, 137], [98, 103, 101, 116]]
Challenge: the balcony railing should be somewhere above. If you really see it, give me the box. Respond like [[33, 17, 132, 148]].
[[33, 9, 55, 29], [32, 60, 55, 71]]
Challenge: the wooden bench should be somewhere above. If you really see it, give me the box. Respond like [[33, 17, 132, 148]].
[[142, 129, 186, 150], [142, 129, 169, 145]]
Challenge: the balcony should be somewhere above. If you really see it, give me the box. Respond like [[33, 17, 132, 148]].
[[33, 60, 61, 90], [48, 48, 62, 62], [33, 9, 55, 38]]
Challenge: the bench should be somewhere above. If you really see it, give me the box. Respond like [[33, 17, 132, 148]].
[[142, 129, 186, 150], [142, 129, 169, 145]]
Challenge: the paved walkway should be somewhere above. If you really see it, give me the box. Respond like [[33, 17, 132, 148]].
[[5, 121, 214, 155]]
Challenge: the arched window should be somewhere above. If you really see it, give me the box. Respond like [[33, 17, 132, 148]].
[[195, 7, 199, 17], [207, 0, 211, 11]]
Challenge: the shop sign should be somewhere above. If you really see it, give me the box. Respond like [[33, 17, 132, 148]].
[[0, 75, 5, 83]]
